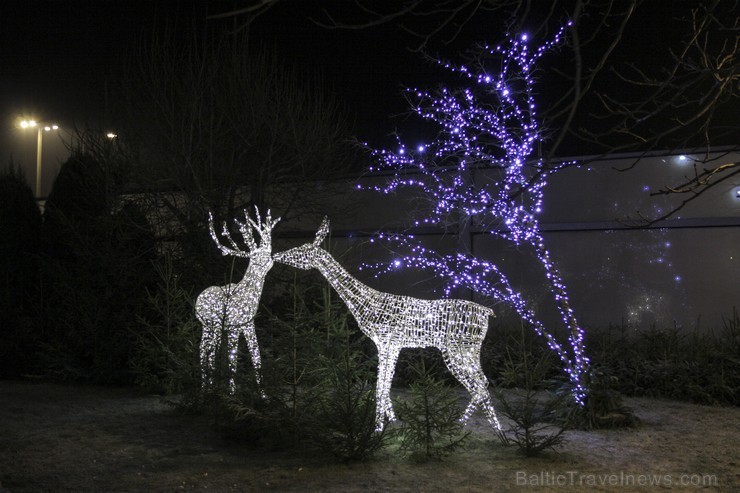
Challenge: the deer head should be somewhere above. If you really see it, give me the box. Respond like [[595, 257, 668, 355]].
[[273, 216, 329, 270], [208, 207, 281, 272]]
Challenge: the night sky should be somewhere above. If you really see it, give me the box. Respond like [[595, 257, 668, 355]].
[[1, 1, 725, 150], [0, 1, 438, 144], [1, 1, 146, 125]]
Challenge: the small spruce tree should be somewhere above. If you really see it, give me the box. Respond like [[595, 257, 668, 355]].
[[396, 355, 470, 461]]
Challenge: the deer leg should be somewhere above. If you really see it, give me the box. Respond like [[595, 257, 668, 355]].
[[375, 343, 400, 430], [441, 347, 501, 430], [465, 353, 501, 430], [199, 319, 217, 388], [243, 321, 265, 398], [225, 325, 240, 394]]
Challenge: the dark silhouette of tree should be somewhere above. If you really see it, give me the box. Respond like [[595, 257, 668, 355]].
[[41, 153, 157, 383], [0, 164, 41, 377]]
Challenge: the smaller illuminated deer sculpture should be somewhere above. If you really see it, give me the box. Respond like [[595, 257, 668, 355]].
[[196, 207, 280, 393], [274, 217, 500, 431]]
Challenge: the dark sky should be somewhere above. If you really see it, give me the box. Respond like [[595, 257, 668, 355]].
[[0, 0, 456, 193], [1, 1, 734, 152], [1, 1, 149, 125], [0, 1, 435, 142]]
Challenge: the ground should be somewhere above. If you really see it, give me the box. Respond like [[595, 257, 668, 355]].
[[0, 381, 737, 492]]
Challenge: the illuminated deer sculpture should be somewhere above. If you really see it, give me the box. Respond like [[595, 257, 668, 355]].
[[196, 208, 280, 393], [274, 217, 500, 431]]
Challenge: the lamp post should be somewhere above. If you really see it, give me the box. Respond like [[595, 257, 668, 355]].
[[19, 119, 59, 197]]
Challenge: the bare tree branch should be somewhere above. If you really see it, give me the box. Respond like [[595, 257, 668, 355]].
[[205, 0, 281, 21], [315, 0, 425, 30], [119, 25, 359, 256]]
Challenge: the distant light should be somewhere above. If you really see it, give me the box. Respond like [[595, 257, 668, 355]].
[[19, 119, 37, 129], [521, 34, 528, 41], [106, 132, 117, 139], [678, 155, 687, 161], [393, 259, 401, 267], [417, 145, 425, 152]]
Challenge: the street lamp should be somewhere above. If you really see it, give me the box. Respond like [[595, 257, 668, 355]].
[[18, 118, 59, 197]]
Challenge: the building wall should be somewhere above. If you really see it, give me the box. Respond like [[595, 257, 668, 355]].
[[279, 149, 739, 330]]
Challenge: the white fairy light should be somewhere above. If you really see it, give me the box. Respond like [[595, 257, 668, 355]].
[[274, 218, 501, 431], [195, 207, 280, 393]]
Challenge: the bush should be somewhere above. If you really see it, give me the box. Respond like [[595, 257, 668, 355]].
[[296, 284, 387, 461], [395, 356, 470, 461], [131, 253, 202, 394], [576, 368, 639, 429], [586, 310, 740, 406], [305, 338, 387, 461], [492, 323, 571, 457]]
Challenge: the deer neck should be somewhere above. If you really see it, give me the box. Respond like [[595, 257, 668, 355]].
[[238, 263, 269, 290], [312, 248, 378, 315]]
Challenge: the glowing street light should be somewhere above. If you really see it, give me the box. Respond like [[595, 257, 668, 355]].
[[18, 118, 59, 197]]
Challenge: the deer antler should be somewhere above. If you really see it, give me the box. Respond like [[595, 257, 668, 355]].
[[208, 211, 251, 258], [247, 207, 281, 249], [232, 210, 258, 251], [207, 207, 281, 258], [313, 216, 329, 246]]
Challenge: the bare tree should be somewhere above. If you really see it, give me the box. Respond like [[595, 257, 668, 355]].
[[119, 23, 358, 266]]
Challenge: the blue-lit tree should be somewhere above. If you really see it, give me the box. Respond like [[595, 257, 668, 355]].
[[363, 23, 589, 405]]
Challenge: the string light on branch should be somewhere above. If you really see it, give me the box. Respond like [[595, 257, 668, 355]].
[[360, 21, 589, 405]]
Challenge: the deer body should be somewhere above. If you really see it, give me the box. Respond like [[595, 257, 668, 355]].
[[196, 208, 279, 392], [274, 218, 500, 430]]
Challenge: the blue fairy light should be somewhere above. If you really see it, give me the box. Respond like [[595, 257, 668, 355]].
[[362, 22, 589, 406]]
